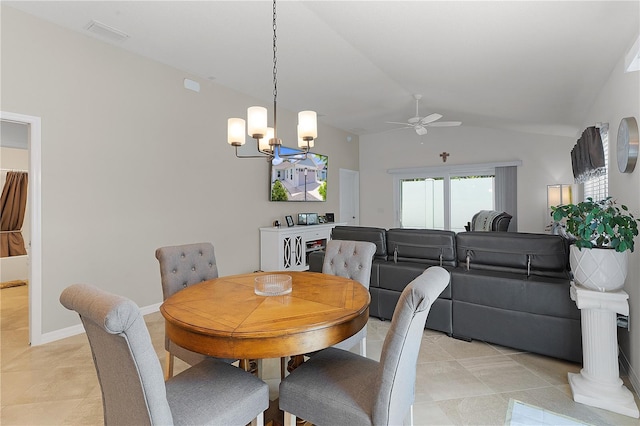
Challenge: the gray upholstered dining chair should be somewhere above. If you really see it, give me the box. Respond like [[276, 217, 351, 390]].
[[322, 239, 377, 356], [155, 242, 227, 379], [279, 266, 450, 426], [282, 239, 377, 379], [60, 283, 268, 426]]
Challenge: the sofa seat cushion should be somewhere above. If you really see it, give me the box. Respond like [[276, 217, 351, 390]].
[[378, 261, 451, 298], [451, 269, 579, 320], [456, 232, 570, 278], [386, 229, 457, 266], [331, 226, 387, 259]]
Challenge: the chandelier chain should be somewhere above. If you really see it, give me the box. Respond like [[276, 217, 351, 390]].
[[272, 0, 278, 137]]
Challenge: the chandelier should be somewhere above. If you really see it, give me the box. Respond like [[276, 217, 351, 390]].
[[227, 0, 317, 165]]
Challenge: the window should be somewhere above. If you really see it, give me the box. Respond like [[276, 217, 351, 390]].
[[395, 166, 497, 232], [450, 175, 495, 232], [400, 177, 444, 229], [583, 127, 608, 201], [391, 161, 520, 232]]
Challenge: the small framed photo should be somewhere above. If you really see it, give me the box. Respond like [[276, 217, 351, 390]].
[[285, 215, 295, 227], [326, 213, 335, 223]]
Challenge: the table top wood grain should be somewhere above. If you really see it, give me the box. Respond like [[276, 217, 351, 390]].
[[160, 271, 370, 359]]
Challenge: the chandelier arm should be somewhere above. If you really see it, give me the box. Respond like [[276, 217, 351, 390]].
[[234, 145, 273, 160]]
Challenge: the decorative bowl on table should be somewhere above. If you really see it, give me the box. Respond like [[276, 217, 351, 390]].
[[254, 274, 292, 296]]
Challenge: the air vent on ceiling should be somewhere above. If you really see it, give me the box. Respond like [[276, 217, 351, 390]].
[[85, 20, 129, 42]]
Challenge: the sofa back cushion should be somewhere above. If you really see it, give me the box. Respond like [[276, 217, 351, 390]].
[[331, 226, 387, 259], [456, 232, 570, 278], [386, 229, 457, 267]]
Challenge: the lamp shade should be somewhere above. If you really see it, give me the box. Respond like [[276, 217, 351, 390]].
[[547, 184, 573, 208], [297, 125, 315, 149], [259, 127, 274, 152], [298, 110, 317, 140], [227, 118, 246, 146], [247, 106, 268, 138]]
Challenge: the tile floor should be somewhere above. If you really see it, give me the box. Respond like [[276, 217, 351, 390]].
[[2, 284, 639, 425]]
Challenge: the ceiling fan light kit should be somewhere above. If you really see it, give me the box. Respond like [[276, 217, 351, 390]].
[[386, 94, 462, 135]]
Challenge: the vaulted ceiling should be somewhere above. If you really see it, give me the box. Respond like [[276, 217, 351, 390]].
[[6, 1, 640, 138]]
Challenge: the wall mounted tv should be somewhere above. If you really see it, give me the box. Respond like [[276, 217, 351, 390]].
[[270, 147, 327, 202]]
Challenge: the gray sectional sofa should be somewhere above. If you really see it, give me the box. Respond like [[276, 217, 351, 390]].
[[308, 226, 582, 363]]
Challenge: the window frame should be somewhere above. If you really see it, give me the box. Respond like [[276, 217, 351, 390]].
[[391, 162, 512, 230]]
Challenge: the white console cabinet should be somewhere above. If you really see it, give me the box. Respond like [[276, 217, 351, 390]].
[[260, 223, 345, 271]]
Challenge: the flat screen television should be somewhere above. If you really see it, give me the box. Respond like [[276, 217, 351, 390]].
[[270, 147, 327, 202]]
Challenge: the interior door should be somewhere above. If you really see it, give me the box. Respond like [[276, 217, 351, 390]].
[[339, 169, 359, 225]]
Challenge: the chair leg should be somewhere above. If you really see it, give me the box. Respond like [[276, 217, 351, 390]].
[[164, 352, 174, 381], [251, 412, 264, 426], [409, 404, 414, 426], [359, 337, 367, 357], [283, 411, 296, 426], [280, 356, 287, 379]]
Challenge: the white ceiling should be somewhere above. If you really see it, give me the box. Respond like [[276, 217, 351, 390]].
[[6, 1, 640, 138]]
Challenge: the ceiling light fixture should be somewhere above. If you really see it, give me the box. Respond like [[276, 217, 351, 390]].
[[227, 0, 317, 165]]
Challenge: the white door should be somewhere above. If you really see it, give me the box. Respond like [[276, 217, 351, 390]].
[[339, 169, 359, 225]]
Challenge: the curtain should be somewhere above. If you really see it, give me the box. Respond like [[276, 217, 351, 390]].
[[571, 126, 605, 183], [0, 171, 28, 257], [495, 166, 517, 231]]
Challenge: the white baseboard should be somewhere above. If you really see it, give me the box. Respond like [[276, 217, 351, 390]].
[[37, 302, 162, 345]]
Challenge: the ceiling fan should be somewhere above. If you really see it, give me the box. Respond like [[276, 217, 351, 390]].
[[386, 94, 462, 135]]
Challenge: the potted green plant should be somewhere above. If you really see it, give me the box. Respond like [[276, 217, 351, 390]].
[[551, 197, 639, 292]]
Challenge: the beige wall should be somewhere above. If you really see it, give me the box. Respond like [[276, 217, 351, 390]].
[[359, 125, 575, 232], [1, 6, 358, 333], [581, 45, 640, 389]]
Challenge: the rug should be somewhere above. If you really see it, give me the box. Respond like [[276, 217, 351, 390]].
[[0, 279, 27, 289], [506, 399, 590, 426]]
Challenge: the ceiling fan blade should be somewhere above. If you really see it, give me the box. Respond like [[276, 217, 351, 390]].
[[420, 113, 443, 125], [378, 126, 414, 134], [427, 121, 462, 127], [385, 121, 413, 126], [415, 126, 428, 136]]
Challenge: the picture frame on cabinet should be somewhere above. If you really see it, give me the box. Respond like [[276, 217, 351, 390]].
[[285, 215, 294, 227]]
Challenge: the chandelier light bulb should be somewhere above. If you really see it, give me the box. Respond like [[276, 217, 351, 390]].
[[298, 110, 318, 140], [227, 118, 246, 146], [247, 106, 268, 139], [259, 127, 274, 152], [298, 125, 315, 149]]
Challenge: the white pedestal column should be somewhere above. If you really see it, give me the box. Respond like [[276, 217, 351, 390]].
[[569, 283, 639, 418]]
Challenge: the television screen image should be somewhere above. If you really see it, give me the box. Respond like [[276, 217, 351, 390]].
[[270, 147, 327, 202]]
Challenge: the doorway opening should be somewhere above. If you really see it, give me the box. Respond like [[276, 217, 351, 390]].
[[1, 112, 42, 346]]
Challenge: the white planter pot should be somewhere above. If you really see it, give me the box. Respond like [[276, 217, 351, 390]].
[[570, 245, 628, 292]]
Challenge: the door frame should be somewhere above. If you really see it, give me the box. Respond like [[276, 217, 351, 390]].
[[1, 111, 42, 345]]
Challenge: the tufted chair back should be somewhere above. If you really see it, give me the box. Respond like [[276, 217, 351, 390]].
[[321, 240, 376, 355], [322, 240, 377, 289], [155, 242, 219, 300], [60, 284, 174, 425], [61, 284, 269, 426], [155, 242, 223, 378]]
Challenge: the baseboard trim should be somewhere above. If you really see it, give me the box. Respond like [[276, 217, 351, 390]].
[[37, 302, 162, 345]]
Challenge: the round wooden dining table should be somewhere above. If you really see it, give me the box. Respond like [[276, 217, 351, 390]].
[[160, 271, 370, 361]]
